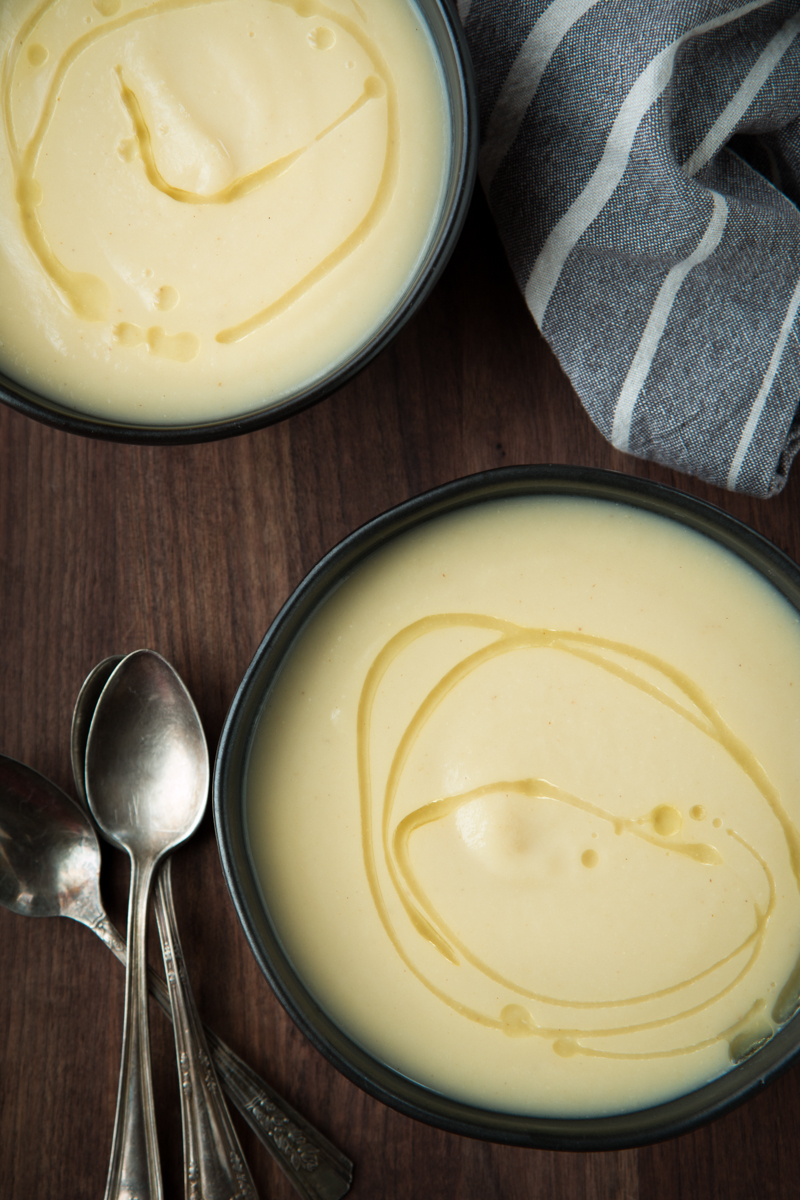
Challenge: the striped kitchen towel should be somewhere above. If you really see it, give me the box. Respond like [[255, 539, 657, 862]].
[[459, 0, 800, 496]]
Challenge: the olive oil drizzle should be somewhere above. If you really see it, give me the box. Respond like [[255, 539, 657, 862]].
[[217, 0, 399, 344], [357, 614, 800, 1062], [2, 0, 396, 344], [392, 785, 771, 1012], [114, 64, 383, 208]]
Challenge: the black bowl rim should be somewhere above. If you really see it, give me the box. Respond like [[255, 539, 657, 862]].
[[0, 0, 477, 444], [213, 464, 800, 1150]]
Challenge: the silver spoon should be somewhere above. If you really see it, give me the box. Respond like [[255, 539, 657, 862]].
[[0, 750, 353, 1200], [0, 754, 117, 934], [79, 653, 258, 1200], [86, 650, 209, 1200]]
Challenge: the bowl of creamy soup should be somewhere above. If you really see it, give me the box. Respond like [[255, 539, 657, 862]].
[[214, 466, 800, 1148], [0, 0, 474, 440]]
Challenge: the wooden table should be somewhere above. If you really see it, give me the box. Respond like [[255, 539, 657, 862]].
[[2, 188, 799, 1199]]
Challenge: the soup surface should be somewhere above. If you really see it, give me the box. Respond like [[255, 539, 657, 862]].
[[247, 496, 800, 1117], [0, 0, 448, 423]]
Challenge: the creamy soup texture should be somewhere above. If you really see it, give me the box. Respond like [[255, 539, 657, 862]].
[[0, 0, 448, 422], [247, 496, 800, 1118]]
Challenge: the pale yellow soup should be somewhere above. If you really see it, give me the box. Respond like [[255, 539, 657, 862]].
[[0, 0, 448, 423], [247, 496, 800, 1118]]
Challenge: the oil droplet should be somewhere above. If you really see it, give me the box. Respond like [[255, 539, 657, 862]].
[[115, 323, 199, 362], [364, 74, 386, 98], [553, 1038, 578, 1058], [94, 0, 121, 14], [581, 849, 599, 868], [713, 817, 723, 829], [308, 26, 335, 49], [146, 326, 200, 362], [500, 1005, 536, 1038], [156, 285, 179, 312], [679, 842, 723, 865], [652, 804, 682, 837], [690, 805, 706, 821], [114, 322, 144, 346], [27, 43, 48, 67]]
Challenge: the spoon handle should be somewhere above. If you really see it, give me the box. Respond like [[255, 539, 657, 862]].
[[88, 911, 353, 1200], [201, 1029, 354, 1200], [105, 855, 163, 1200], [154, 858, 258, 1200]]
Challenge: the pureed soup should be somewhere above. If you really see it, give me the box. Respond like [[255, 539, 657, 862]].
[[0, 0, 448, 423], [246, 496, 800, 1118]]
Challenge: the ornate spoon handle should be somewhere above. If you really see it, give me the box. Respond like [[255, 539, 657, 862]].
[[203, 1028, 353, 1200], [90, 912, 353, 1200], [105, 855, 163, 1200], [154, 859, 258, 1199]]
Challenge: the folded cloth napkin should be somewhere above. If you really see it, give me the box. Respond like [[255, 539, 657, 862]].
[[459, 0, 800, 496]]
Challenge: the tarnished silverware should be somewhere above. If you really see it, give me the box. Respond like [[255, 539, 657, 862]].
[[86, 650, 259, 1199], [72, 657, 353, 1200], [85, 651, 209, 1200], [0, 751, 352, 1199]]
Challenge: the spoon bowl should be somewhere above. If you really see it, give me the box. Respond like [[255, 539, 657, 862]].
[[71, 655, 122, 810], [86, 651, 208, 854], [0, 755, 102, 922]]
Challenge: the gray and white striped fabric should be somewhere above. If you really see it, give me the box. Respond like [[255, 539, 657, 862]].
[[458, 0, 800, 496]]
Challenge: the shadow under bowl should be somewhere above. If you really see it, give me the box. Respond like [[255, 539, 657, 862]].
[[214, 465, 800, 1150], [0, 0, 476, 444]]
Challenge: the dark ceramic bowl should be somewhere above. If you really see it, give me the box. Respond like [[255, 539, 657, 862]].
[[214, 465, 800, 1149], [0, 0, 476, 444]]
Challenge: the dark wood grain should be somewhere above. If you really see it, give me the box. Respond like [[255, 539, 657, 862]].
[[2, 188, 799, 1199]]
